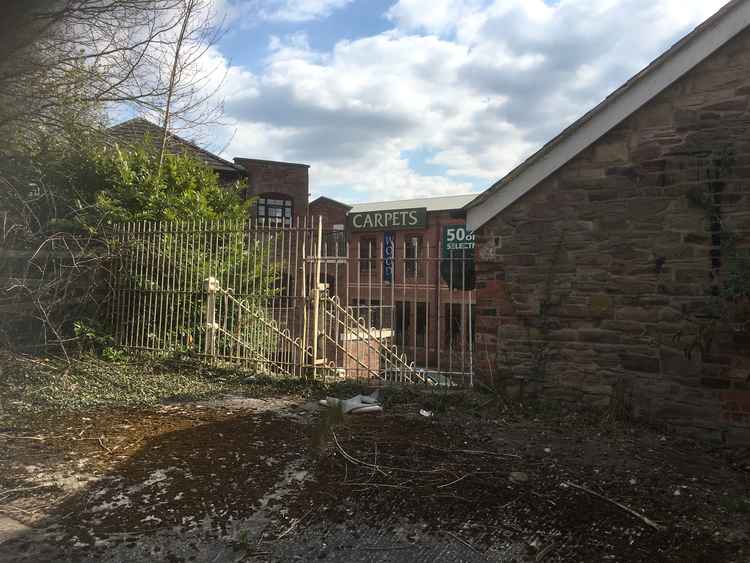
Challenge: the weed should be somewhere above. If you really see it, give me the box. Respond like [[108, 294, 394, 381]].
[[237, 529, 250, 547]]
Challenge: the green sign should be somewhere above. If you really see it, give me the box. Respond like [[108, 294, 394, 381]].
[[442, 225, 475, 256], [441, 224, 475, 290], [348, 207, 427, 232]]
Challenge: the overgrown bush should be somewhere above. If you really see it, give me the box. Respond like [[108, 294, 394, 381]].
[[0, 125, 257, 358], [1, 129, 250, 245]]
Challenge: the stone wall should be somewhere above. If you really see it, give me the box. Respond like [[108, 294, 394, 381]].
[[474, 26, 750, 443]]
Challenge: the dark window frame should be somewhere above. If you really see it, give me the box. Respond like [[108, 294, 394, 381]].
[[395, 300, 427, 347], [256, 195, 293, 227], [403, 233, 423, 279], [358, 237, 377, 273]]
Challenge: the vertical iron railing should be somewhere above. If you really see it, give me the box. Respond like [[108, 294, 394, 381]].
[[326, 235, 475, 387], [112, 218, 476, 385], [111, 217, 316, 373]]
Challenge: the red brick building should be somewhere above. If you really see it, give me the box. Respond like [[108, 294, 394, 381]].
[[309, 196, 351, 228], [234, 158, 310, 225], [466, 0, 750, 442], [107, 120, 312, 225], [313, 194, 478, 382]]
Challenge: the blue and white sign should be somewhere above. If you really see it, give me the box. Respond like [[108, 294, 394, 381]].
[[383, 232, 395, 283]]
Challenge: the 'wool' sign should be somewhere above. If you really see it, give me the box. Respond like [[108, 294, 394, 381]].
[[347, 208, 427, 231]]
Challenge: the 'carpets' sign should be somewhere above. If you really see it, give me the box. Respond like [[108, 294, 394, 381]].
[[348, 207, 427, 231]]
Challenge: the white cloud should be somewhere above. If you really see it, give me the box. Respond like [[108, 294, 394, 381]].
[[263, 0, 353, 22], [223, 0, 353, 24], [206, 0, 731, 203], [386, 0, 486, 35]]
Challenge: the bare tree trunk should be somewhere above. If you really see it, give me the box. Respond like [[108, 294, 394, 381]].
[[159, 0, 197, 171]]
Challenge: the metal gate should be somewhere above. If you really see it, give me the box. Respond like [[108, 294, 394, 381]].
[[111, 217, 475, 385]]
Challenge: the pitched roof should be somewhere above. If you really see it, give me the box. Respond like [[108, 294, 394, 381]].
[[350, 193, 477, 214], [107, 118, 242, 174], [309, 196, 352, 209], [466, 0, 750, 230], [234, 157, 310, 169]]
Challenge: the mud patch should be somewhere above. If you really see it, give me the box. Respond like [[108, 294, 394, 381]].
[[0, 394, 748, 562]]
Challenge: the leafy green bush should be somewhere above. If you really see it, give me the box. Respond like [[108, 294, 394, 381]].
[[64, 142, 249, 235], [1, 126, 260, 356], [81, 141, 250, 228], [1, 128, 251, 242]]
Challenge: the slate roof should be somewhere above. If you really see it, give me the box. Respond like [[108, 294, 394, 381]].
[[107, 118, 242, 174], [309, 196, 352, 209]]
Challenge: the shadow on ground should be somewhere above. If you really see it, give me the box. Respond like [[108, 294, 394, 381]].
[[0, 396, 748, 562]]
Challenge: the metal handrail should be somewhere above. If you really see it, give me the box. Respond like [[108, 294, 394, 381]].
[[319, 291, 425, 384]]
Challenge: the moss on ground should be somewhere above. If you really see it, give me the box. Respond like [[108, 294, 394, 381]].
[[0, 352, 445, 422], [0, 352, 336, 420], [1, 351, 515, 425]]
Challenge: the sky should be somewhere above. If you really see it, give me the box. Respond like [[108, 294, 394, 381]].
[[190, 0, 730, 203]]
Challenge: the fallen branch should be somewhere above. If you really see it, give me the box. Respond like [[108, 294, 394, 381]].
[[346, 482, 408, 489], [535, 541, 557, 562], [358, 545, 416, 551], [276, 508, 313, 540], [446, 531, 478, 553], [97, 435, 112, 453], [0, 504, 35, 516], [0, 484, 51, 502], [438, 473, 471, 489], [332, 430, 387, 476], [0, 485, 51, 496], [0, 434, 50, 441], [331, 431, 440, 475], [415, 443, 520, 459], [563, 481, 663, 531]]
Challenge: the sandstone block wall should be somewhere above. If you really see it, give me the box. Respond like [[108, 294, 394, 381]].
[[475, 27, 750, 443]]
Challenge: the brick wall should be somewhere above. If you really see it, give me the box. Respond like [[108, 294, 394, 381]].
[[474, 26, 750, 443], [234, 158, 310, 220], [309, 197, 350, 227]]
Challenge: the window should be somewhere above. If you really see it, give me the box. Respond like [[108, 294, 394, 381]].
[[351, 299, 382, 328], [404, 235, 421, 278], [395, 301, 427, 347], [359, 237, 377, 273], [257, 196, 293, 227], [395, 301, 410, 345], [322, 226, 346, 258], [444, 304, 476, 348]]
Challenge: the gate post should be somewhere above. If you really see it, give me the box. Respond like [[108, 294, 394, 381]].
[[204, 276, 219, 358], [310, 216, 323, 377]]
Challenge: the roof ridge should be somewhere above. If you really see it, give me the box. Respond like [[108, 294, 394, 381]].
[[310, 195, 353, 208], [466, 0, 750, 228], [107, 117, 241, 172]]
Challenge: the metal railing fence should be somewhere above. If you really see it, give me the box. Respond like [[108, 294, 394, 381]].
[[111, 217, 316, 364], [111, 217, 475, 386]]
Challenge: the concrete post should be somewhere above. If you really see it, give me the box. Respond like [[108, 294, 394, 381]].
[[204, 276, 219, 358]]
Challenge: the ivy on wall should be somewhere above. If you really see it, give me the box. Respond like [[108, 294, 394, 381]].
[[680, 146, 750, 359]]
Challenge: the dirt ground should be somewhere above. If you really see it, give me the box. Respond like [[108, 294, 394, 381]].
[[0, 390, 748, 562]]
